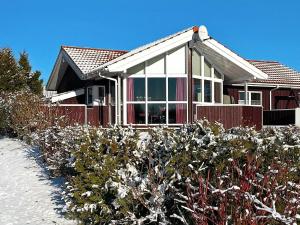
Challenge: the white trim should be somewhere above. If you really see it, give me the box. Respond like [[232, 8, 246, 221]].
[[238, 90, 262, 106], [86, 85, 106, 106], [123, 77, 127, 125], [51, 88, 85, 103]]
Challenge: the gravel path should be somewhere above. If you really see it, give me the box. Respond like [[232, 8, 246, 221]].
[[0, 137, 77, 225]]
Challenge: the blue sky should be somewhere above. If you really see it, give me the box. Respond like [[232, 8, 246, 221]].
[[1, 0, 299, 83]]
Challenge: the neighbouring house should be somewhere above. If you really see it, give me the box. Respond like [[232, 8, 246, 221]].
[[46, 25, 300, 129]]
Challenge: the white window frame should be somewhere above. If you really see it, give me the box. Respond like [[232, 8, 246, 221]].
[[192, 53, 224, 105], [124, 45, 189, 126], [238, 91, 262, 106], [86, 85, 106, 106]]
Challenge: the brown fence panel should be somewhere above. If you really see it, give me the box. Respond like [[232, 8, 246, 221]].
[[196, 105, 262, 130], [42, 104, 86, 126]]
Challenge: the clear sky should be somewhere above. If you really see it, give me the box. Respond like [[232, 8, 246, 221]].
[[1, 0, 299, 83]]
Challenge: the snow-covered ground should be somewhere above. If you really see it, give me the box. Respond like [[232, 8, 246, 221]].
[[0, 137, 77, 225]]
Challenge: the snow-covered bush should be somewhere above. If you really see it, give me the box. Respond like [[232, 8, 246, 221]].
[[0, 91, 44, 137], [31, 120, 300, 224]]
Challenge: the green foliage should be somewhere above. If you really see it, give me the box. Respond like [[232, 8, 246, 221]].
[[0, 48, 43, 95], [33, 121, 300, 224]]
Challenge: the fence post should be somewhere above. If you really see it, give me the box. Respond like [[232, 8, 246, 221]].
[[84, 105, 87, 125]]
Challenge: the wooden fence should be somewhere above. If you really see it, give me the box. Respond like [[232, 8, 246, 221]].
[[42, 104, 110, 127], [196, 105, 263, 130], [263, 109, 295, 126]]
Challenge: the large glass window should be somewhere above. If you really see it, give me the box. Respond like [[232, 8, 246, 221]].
[[168, 78, 187, 101], [168, 104, 187, 124], [192, 50, 201, 76], [214, 69, 222, 79], [204, 80, 212, 102], [127, 78, 145, 101], [193, 78, 202, 102], [214, 82, 222, 103], [127, 104, 145, 124], [148, 104, 166, 124], [148, 78, 166, 101], [204, 60, 211, 77]]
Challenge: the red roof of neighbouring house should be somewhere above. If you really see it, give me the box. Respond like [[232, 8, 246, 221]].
[[247, 60, 300, 85], [62, 46, 128, 74]]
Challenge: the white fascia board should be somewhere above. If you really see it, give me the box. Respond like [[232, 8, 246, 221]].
[[203, 39, 269, 80], [46, 51, 63, 90], [51, 88, 85, 103], [106, 30, 194, 72], [46, 49, 86, 91]]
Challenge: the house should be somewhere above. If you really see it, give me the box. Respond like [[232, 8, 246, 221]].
[[46, 25, 300, 129]]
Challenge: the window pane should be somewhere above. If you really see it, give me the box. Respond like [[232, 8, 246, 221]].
[[214, 69, 222, 79], [204, 80, 212, 102], [148, 78, 166, 101], [204, 60, 211, 77], [193, 78, 202, 102], [110, 81, 115, 105], [167, 46, 185, 74], [168, 104, 187, 124], [98, 86, 105, 104], [168, 78, 187, 101], [214, 82, 222, 103], [238, 91, 245, 104], [251, 93, 261, 105], [127, 104, 145, 124], [147, 54, 165, 74], [148, 104, 166, 124], [192, 50, 201, 75], [127, 78, 145, 101], [87, 87, 93, 104], [127, 63, 144, 75]]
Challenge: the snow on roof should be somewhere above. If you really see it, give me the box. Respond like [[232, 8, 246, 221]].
[[62, 46, 128, 74], [248, 60, 300, 85]]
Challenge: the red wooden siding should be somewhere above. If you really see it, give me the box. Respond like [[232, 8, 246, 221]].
[[196, 105, 262, 130], [42, 105, 110, 127], [42, 105, 86, 125], [224, 85, 300, 110]]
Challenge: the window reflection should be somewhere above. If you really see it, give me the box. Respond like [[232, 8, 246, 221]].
[[148, 104, 166, 124], [148, 78, 166, 101]]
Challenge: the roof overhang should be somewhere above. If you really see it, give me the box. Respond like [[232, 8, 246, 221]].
[[88, 26, 269, 83], [46, 48, 85, 91], [193, 39, 268, 83]]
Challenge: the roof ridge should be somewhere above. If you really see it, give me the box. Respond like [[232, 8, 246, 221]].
[[61, 45, 128, 53]]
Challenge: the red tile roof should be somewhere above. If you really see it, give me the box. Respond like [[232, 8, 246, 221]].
[[248, 60, 300, 85], [62, 46, 128, 74]]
